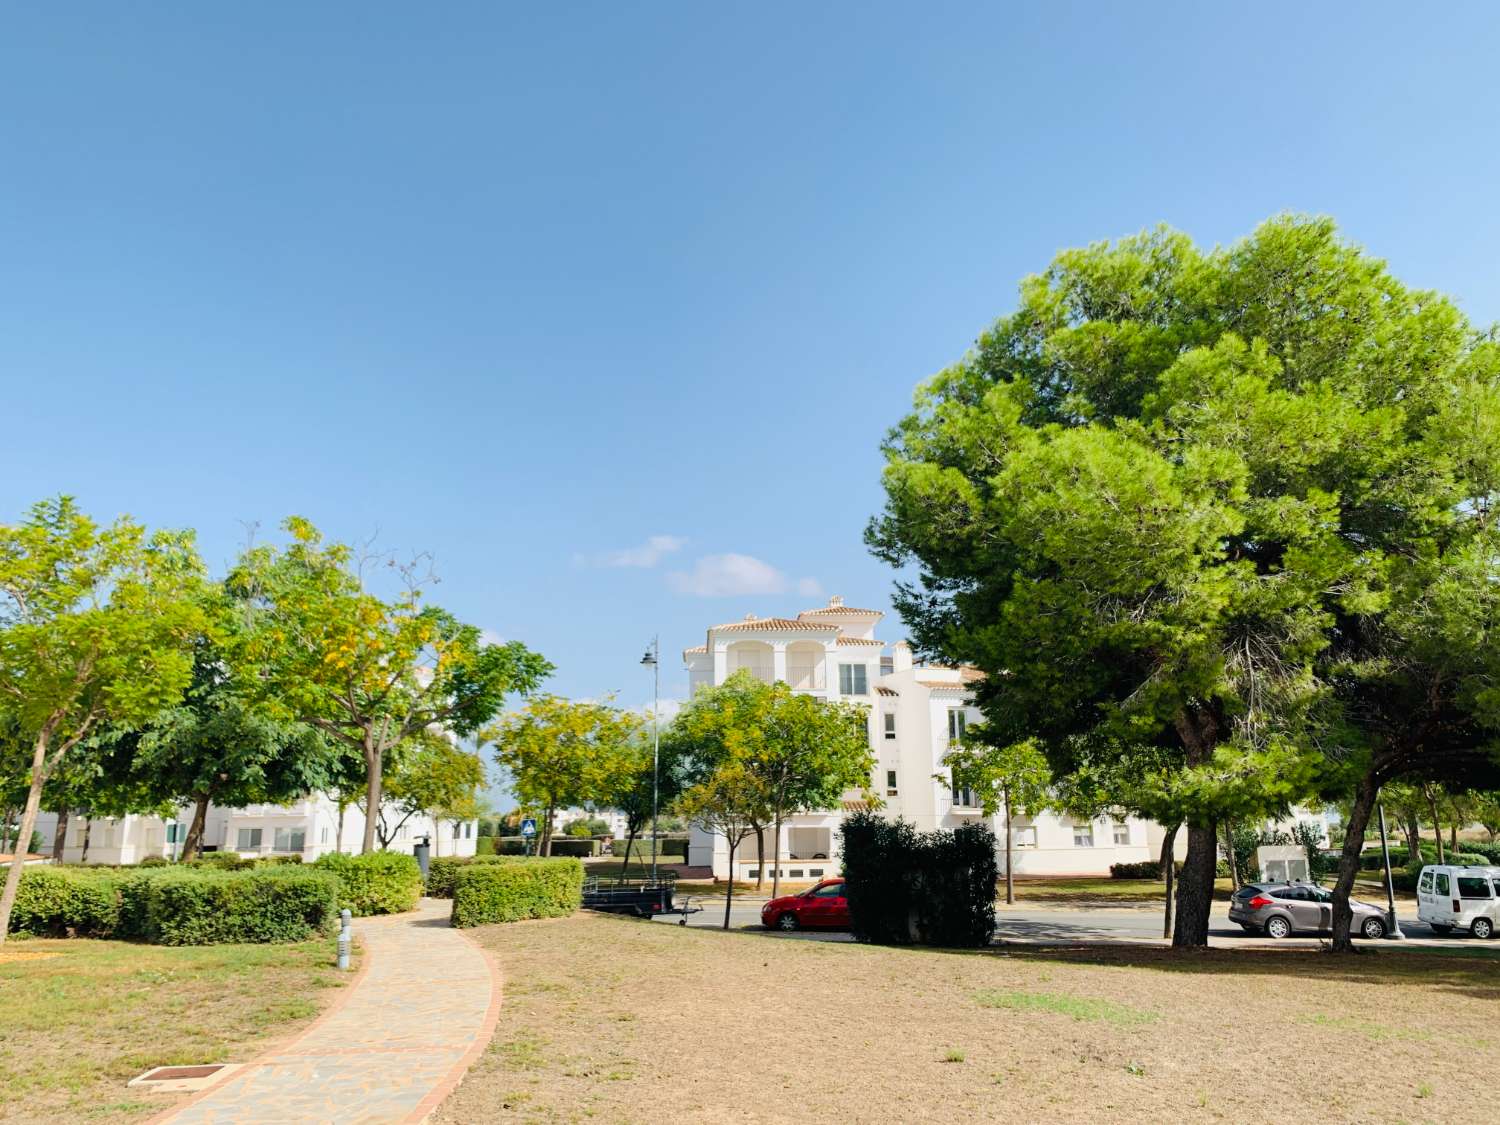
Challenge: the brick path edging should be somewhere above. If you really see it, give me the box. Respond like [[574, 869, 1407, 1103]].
[[403, 924, 503, 1122]]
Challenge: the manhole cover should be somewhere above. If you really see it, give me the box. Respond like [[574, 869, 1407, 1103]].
[[128, 1063, 241, 1092]]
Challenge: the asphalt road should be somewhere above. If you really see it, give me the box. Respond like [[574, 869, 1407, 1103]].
[[653, 896, 1457, 949]]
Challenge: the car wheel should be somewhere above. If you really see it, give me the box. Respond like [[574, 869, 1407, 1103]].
[[1264, 915, 1292, 939], [1360, 916, 1386, 940], [777, 912, 800, 932], [1430, 923, 1453, 936], [1472, 917, 1494, 940]]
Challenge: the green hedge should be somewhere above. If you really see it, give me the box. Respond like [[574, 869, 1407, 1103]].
[[311, 851, 423, 916], [1109, 861, 1161, 879], [9, 865, 339, 944], [426, 854, 519, 898], [450, 858, 583, 926], [475, 835, 498, 856]]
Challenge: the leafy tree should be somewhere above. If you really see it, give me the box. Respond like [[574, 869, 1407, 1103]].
[[666, 670, 874, 897], [377, 732, 485, 851], [678, 759, 767, 929], [944, 734, 1051, 904], [600, 730, 688, 875], [869, 217, 1500, 948], [485, 696, 641, 856], [229, 518, 550, 852], [0, 497, 205, 943], [1471, 792, 1500, 842]]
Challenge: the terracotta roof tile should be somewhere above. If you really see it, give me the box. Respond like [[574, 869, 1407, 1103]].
[[709, 616, 838, 633], [917, 679, 972, 692], [799, 606, 884, 618], [682, 645, 706, 655], [835, 637, 883, 646], [875, 686, 899, 697]]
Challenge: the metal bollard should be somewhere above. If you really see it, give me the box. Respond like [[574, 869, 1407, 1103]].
[[336, 908, 352, 971]]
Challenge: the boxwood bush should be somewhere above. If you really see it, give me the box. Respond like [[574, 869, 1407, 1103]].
[[1109, 861, 1162, 879], [840, 813, 996, 947], [311, 851, 423, 915], [425, 854, 518, 898], [450, 858, 583, 926], [9, 867, 125, 937]]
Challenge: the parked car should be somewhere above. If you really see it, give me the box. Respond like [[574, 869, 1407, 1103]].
[[1416, 865, 1500, 939], [1228, 882, 1389, 939], [760, 878, 848, 932]]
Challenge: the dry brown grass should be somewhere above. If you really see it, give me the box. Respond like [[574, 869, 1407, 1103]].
[[0, 936, 355, 1123], [439, 911, 1499, 1124]]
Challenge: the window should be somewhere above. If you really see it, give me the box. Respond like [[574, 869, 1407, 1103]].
[[1112, 821, 1130, 846], [1072, 824, 1094, 848], [886, 769, 898, 796], [1457, 876, 1492, 899], [165, 823, 185, 844], [396, 824, 408, 840], [880, 656, 894, 675], [883, 712, 897, 740], [1419, 870, 1434, 894], [1435, 872, 1451, 896], [320, 827, 330, 844], [1014, 826, 1037, 848], [947, 710, 967, 741], [838, 664, 868, 695], [465, 822, 473, 838], [812, 882, 845, 897], [236, 828, 263, 851], [273, 827, 305, 852], [1492, 879, 1500, 897], [951, 782, 978, 808]]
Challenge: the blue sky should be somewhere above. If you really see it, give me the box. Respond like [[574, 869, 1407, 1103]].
[[4, 2, 1499, 723]]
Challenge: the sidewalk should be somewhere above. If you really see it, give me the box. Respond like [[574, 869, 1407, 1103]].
[[157, 900, 499, 1125]]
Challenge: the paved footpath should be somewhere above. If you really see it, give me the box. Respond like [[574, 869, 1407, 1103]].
[[157, 900, 499, 1125]]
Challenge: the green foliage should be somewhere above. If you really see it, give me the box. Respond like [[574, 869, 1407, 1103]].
[[425, 854, 516, 898], [546, 838, 600, 858], [485, 696, 641, 855], [311, 851, 422, 916], [8, 865, 339, 944], [840, 812, 997, 947], [475, 835, 498, 856], [184, 851, 256, 871], [1109, 861, 1162, 879], [563, 816, 608, 837], [449, 858, 584, 926], [377, 732, 487, 847]]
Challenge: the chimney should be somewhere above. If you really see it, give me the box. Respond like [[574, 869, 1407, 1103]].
[[828, 595, 844, 608], [892, 641, 912, 673]]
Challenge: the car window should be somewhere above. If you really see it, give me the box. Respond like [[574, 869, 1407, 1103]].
[[1435, 872, 1450, 896], [813, 882, 844, 898], [1274, 887, 1304, 901], [1419, 871, 1434, 893], [1492, 879, 1500, 897], [1457, 877, 1492, 899], [1308, 887, 1333, 903]]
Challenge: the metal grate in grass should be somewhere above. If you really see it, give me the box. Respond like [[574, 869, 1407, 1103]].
[[974, 989, 1157, 1025]]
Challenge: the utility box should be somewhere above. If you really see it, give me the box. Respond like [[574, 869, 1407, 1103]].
[[1257, 845, 1308, 884], [413, 838, 431, 881]]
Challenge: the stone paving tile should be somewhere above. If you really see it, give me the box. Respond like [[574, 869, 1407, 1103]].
[[161, 901, 494, 1125]]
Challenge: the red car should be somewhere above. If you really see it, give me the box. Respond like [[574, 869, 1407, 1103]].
[[761, 878, 849, 931]]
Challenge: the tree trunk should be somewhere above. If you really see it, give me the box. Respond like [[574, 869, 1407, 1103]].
[[1160, 822, 1180, 939], [723, 836, 738, 930], [1171, 820, 1216, 948], [770, 814, 783, 900], [80, 816, 93, 863], [1449, 812, 1458, 853], [0, 729, 52, 946], [360, 737, 383, 854], [51, 809, 68, 860], [0, 806, 13, 854], [754, 825, 766, 891], [542, 803, 555, 857], [1330, 769, 1380, 952], [620, 828, 637, 875], [1003, 787, 1014, 906], [336, 801, 347, 853], [1223, 819, 1241, 890], [181, 793, 210, 860], [1427, 789, 1445, 864]]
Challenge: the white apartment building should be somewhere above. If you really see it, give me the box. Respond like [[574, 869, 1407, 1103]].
[[684, 596, 1162, 881], [32, 796, 478, 865]]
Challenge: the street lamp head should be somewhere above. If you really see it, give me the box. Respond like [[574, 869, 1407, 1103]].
[[640, 648, 656, 666]]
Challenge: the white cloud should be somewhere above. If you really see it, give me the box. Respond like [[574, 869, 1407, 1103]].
[[667, 553, 817, 597], [795, 576, 823, 598], [574, 534, 686, 569]]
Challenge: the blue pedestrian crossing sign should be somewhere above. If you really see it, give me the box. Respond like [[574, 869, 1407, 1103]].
[[520, 817, 537, 838]]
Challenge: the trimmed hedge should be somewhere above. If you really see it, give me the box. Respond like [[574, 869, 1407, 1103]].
[[426, 854, 518, 898], [840, 813, 997, 947], [450, 858, 584, 926], [490, 837, 600, 857], [1110, 861, 1162, 879], [311, 851, 423, 916], [9, 865, 339, 944]]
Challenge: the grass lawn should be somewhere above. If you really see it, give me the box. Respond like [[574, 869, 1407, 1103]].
[[0, 935, 355, 1122], [438, 911, 1499, 1123]]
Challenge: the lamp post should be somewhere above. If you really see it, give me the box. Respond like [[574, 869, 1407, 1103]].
[[1377, 803, 1405, 939], [640, 638, 660, 884]]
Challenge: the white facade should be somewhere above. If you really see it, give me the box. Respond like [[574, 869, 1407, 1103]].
[[32, 795, 478, 865], [684, 596, 1158, 881]]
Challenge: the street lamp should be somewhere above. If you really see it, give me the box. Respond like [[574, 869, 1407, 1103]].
[[640, 638, 660, 884], [1377, 802, 1405, 939]]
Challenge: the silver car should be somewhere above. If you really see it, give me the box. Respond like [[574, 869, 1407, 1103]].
[[1228, 882, 1389, 939]]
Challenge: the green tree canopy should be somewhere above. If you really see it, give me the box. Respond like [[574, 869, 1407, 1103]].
[[869, 216, 1500, 946], [377, 731, 487, 851]]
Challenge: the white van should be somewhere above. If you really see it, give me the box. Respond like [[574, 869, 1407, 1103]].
[[1416, 865, 1500, 938]]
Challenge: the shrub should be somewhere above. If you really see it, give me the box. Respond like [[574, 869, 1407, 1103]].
[[255, 854, 304, 866], [184, 852, 255, 871], [426, 854, 516, 898], [312, 851, 423, 915], [450, 858, 584, 926], [475, 835, 497, 856], [9, 868, 124, 937], [840, 813, 996, 947], [137, 855, 170, 868], [1110, 861, 1162, 879], [138, 867, 339, 945], [546, 838, 600, 858]]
